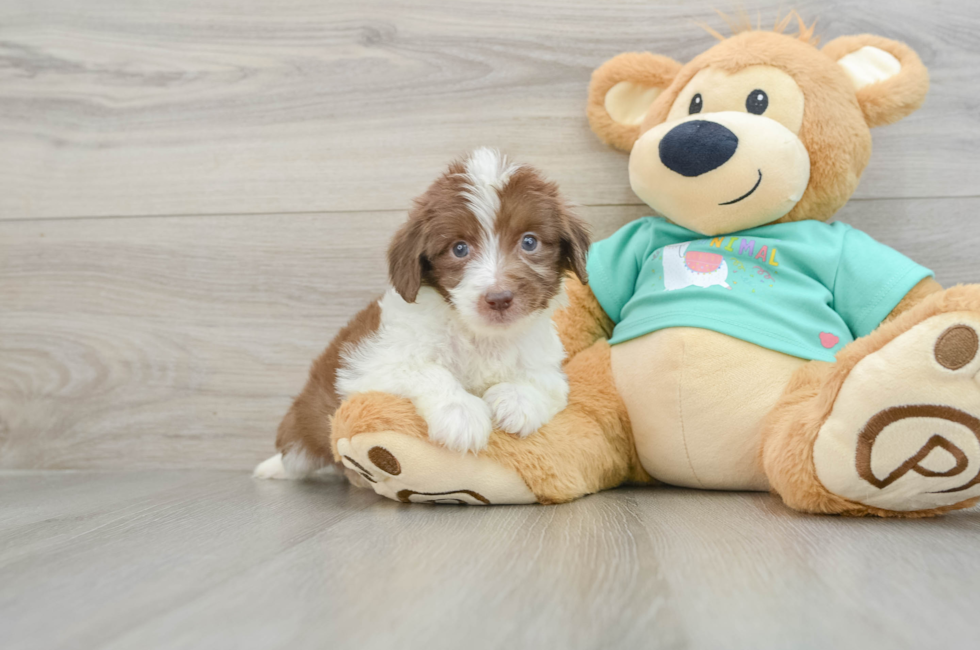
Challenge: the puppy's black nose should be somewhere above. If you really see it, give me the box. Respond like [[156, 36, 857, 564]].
[[659, 120, 738, 177], [485, 290, 513, 311]]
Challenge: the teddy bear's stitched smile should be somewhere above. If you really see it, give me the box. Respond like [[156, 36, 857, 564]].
[[719, 169, 763, 206]]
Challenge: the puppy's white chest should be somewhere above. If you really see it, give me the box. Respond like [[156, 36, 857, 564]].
[[438, 331, 524, 393]]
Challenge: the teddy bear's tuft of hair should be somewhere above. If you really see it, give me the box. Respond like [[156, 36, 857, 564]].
[[699, 9, 820, 47]]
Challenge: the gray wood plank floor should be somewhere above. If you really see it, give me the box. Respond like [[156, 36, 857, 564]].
[[1, 471, 979, 650], [2, 0, 980, 470], [2, 1, 980, 648]]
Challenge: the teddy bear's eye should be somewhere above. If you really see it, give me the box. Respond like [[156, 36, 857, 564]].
[[689, 93, 703, 115], [746, 89, 769, 115]]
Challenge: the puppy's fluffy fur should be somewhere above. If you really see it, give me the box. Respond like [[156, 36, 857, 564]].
[[255, 149, 590, 480]]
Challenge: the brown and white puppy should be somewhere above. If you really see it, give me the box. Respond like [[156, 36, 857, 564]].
[[255, 148, 590, 479]]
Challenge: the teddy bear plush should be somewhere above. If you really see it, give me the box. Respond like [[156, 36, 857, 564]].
[[326, 19, 980, 516]]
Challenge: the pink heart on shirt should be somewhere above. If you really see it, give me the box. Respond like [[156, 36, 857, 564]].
[[819, 332, 840, 349]]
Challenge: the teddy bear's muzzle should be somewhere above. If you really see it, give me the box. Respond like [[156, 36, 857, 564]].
[[629, 111, 811, 235]]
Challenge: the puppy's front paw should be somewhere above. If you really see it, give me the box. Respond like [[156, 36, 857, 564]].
[[483, 383, 550, 438], [424, 394, 493, 453]]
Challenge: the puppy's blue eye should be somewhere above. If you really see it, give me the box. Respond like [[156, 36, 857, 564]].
[[521, 234, 538, 252], [452, 242, 469, 258]]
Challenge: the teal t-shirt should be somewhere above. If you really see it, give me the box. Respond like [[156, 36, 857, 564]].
[[586, 217, 932, 362]]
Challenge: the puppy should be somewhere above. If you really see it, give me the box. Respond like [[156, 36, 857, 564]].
[[254, 148, 590, 480]]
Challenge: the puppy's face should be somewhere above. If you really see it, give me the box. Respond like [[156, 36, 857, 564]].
[[388, 149, 590, 334]]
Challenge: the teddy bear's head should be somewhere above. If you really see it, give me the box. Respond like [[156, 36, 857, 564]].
[[587, 17, 929, 236]]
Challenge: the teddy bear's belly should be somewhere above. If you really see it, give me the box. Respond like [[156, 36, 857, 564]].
[[610, 327, 807, 490]]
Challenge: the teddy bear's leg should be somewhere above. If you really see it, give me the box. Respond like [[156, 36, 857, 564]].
[[331, 340, 648, 505], [330, 392, 537, 504], [762, 286, 980, 517]]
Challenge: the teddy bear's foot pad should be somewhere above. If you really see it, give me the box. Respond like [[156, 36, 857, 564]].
[[813, 312, 980, 512], [336, 431, 536, 505]]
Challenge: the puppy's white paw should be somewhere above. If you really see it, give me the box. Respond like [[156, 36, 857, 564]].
[[483, 383, 550, 438], [424, 393, 493, 453]]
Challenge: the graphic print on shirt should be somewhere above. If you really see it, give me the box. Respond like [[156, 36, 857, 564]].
[[589, 218, 933, 362], [658, 236, 841, 351], [662, 242, 731, 291]]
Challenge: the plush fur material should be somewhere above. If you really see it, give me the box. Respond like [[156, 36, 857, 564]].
[[821, 35, 930, 128], [330, 277, 647, 504], [283, 17, 980, 517], [587, 52, 682, 152], [612, 327, 805, 491], [262, 149, 590, 474], [587, 29, 928, 227], [762, 284, 980, 517], [331, 335, 649, 505]]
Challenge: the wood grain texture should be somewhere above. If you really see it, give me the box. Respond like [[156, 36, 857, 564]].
[[3, 199, 977, 470], [0, 0, 979, 220], [0, 204, 645, 469], [3, 3, 980, 647], [2, 0, 979, 469], [0, 472, 978, 650]]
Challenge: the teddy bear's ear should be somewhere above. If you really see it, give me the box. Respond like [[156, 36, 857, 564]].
[[587, 52, 682, 151], [822, 35, 929, 128]]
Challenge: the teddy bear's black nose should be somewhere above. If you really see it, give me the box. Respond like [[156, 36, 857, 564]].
[[659, 120, 739, 177]]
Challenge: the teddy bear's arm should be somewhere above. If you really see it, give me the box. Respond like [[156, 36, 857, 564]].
[[882, 277, 943, 324], [554, 273, 615, 360]]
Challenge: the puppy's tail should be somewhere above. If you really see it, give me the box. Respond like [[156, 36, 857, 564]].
[[258, 299, 383, 483], [256, 385, 343, 480]]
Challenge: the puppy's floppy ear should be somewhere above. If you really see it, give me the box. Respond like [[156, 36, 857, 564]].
[[822, 35, 929, 128], [588, 52, 682, 152], [557, 205, 591, 284], [387, 209, 427, 303]]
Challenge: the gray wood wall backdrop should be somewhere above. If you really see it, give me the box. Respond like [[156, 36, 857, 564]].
[[1, 0, 978, 470]]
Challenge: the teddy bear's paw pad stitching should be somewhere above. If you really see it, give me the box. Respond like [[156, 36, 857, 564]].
[[934, 324, 978, 370], [336, 431, 537, 505], [813, 312, 980, 512]]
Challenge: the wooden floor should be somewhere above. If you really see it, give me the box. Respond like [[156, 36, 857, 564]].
[[2, 1, 980, 648], [2, 471, 980, 650]]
